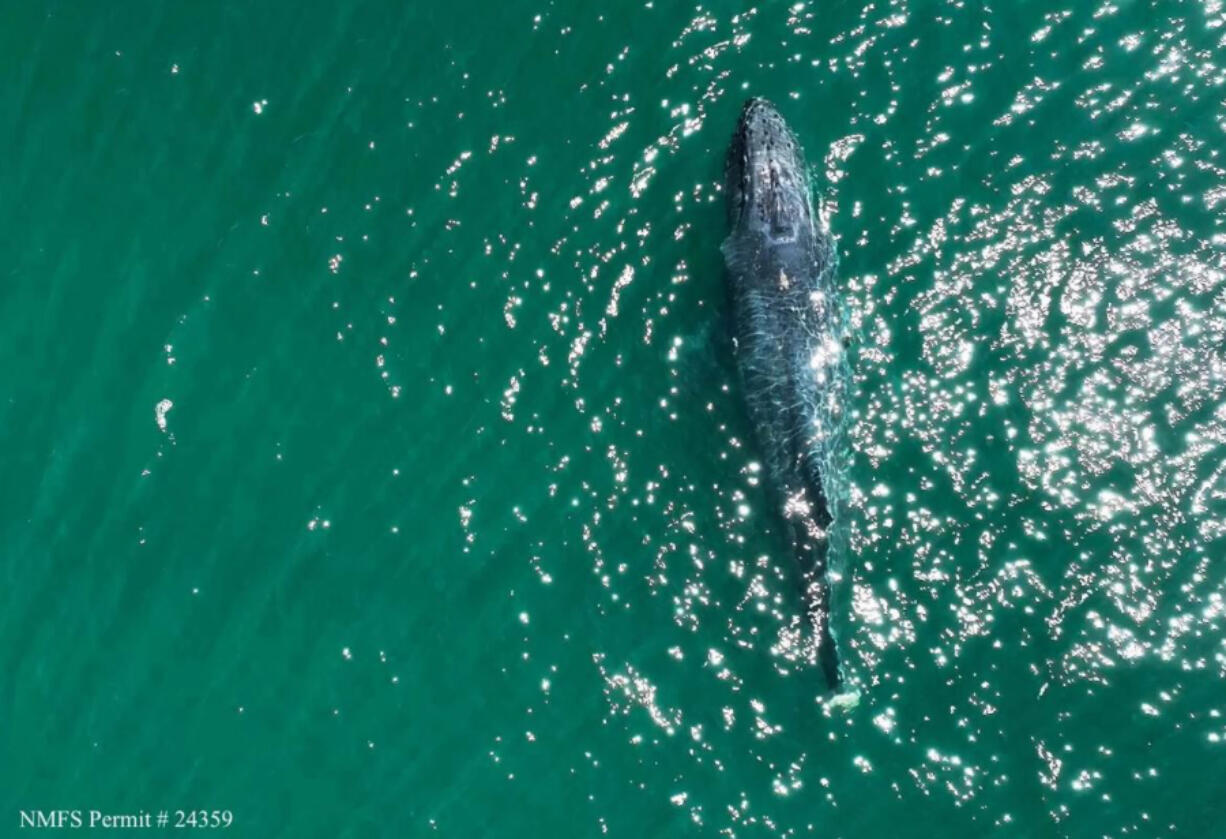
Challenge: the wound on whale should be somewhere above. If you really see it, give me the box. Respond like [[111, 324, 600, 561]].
[[722, 98, 852, 697]]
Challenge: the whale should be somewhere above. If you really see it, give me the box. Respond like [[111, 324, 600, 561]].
[[722, 98, 852, 698]]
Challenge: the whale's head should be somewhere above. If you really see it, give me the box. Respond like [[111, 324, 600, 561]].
[[724, 98, 813, 242]]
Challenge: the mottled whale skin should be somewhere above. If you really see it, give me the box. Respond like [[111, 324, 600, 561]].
[[722, 98, 849, 692]]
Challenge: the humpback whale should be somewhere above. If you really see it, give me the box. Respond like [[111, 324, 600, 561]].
[[722, 99, 853, 699]]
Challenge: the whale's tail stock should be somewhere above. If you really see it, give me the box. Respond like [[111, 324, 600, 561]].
[[794, 529, 861, 713]]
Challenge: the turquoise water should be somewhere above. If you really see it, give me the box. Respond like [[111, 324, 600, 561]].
[[4, 1, 1226, 836]]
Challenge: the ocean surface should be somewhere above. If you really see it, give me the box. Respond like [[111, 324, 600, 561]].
[[3, 1, 1225, 836]]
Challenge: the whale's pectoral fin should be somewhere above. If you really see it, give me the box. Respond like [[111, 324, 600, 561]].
[[721, 235, 753, 275]]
